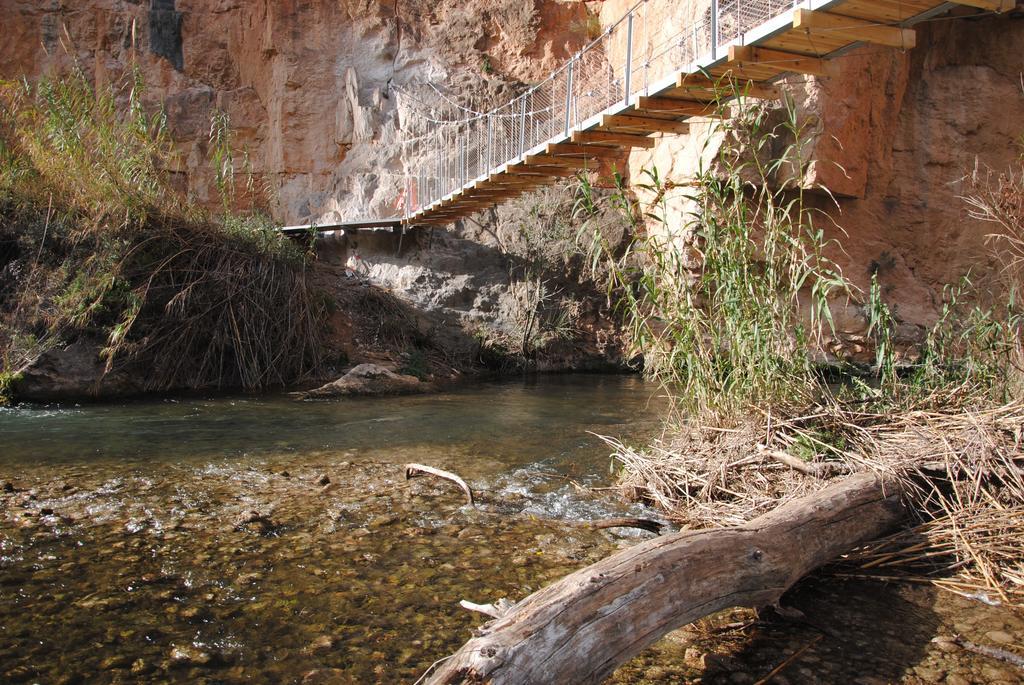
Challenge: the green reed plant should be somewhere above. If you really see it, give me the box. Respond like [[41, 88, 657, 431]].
[[577, 86, 848, 415], [910, 276, 1022, 400], [578, 77, 1023, 416]]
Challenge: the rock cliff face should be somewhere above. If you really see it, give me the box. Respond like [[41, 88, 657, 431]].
[[803, 14, 1024, 335], [613, 1, 1024, 347], [1, 0, 589, 223], [2, 0, 1022, 372]]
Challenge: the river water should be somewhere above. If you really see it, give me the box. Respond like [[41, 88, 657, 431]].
[[0, 375, 673, 684], [2, 374, 1022, 685]]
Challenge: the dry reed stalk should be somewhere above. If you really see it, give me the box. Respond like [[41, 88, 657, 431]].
[[604, 399, 1024, 607]]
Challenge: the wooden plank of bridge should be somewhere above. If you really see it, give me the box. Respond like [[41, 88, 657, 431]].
[[673, 73, 780, 100], [571, 130, 657, 148], [487, 181, 544, 190], [758, 29, 848, 56], [791, 9, 917, 48], [828, 0, 935, 23], [507, 164, 579, 177], [458, 199, 492, 208], [600, 114, 690, 134], [545, 142, 624, 159], [951, 0, 1015, 10], [471, 183, 525, 193], [525, 154, 601, 169], [505, 168, 569, 177], [634, 96, 720, 116], [727, 45, 838, 78], [437, 207, 481, 217], [463, 190, 518, 199], [488, 173, 542, 184]]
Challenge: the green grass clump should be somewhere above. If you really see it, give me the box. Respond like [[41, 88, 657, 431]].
[[576, 89, 847, 415], [0, 370, 21, 406], [0, 68, 327, 393]]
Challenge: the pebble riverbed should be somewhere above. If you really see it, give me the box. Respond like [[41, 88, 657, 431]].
[[1, 377, 1021, 683]]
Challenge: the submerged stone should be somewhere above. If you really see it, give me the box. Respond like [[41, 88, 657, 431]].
[[169, 645, 212, 667]]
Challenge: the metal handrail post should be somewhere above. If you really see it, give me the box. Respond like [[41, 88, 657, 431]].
[[518, 95, 527, 157], [624, 12, 634, 106], [564, 58, 574, 137], [711, 0, 719, 58], [486, 114, 493, 173], [643, 1, 650, 94]]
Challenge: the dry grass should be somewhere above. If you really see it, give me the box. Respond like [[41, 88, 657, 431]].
[[603, 398, 1024, 608], [594, 90, 1024, 610], [0, 69, 329, 391]]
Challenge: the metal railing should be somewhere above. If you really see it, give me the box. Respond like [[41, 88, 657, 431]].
[[401, 0, 801, 216]]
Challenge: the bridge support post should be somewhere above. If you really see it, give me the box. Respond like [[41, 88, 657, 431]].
[[624, 12, 634, 106]]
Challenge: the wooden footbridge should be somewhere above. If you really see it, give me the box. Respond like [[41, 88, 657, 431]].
[[283, 0, 1015, 235]]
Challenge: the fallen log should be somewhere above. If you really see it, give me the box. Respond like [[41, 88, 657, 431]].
[[426, 472, 906, 684], [405, 463, 475, 506]]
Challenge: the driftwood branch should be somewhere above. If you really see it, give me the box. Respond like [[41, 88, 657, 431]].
[[589, 517, 665, 535], [757, 446, 846, 478], [427, 472, 906, 684], [934, 636, 1024, 670], [460, 598, 517, 619], [405, 463, 475, 505]]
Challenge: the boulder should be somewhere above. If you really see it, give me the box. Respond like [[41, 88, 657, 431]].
[[13, 341, 144, 402], [297, 364, 428, 399]]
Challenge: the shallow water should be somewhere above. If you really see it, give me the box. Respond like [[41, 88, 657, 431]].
[[2, 375, 1022, 685], [0, 375, 671, 684], [0, 374, 665, 477]]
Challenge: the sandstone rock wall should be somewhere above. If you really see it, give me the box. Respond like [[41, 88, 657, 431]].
[[803, 14, 1024, 333], [0, 0, 589, 223], [617, 1, 1023, 345]]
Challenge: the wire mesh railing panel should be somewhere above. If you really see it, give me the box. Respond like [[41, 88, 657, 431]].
[[717, 0, 794, 48], [640, 10, 713, 93], [401, 0, 805, 217]]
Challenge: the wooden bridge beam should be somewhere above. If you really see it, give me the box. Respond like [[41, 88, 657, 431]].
[[635, 97, 720, 117], [571, 130, 657, 148], [487, 180, 542, 189], [504, 172, 575, 182], [792, 9, 916, 48], [601, 114, 690, 135], [674, 73, 781, 100], [545, 143, 624, 159], [727, 45, 838, 78], [507, 164, 579, 177], [524, 154, 601, 169], [951, 0, 1016, 10]]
